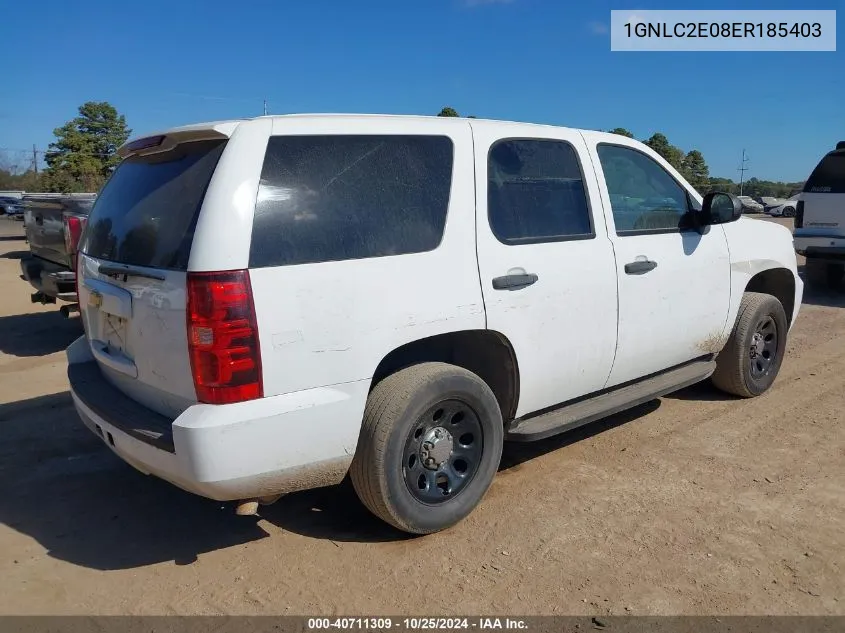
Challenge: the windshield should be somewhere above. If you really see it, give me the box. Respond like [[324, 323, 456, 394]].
[[80, 139, 226, 270]]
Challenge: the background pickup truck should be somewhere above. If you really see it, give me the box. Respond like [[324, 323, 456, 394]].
[[20, 193, 96, 316]]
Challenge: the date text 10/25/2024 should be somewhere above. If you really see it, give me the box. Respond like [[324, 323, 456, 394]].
[[307, 618, 528, 630]]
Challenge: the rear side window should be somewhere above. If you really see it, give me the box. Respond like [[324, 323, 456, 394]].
[[804, 151, 845, 194], [81, 139, 226, 270], [487, 139, 593, 244], [250, 135, 454, 267]]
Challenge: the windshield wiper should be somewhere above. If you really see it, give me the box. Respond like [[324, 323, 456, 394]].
[[97, 263, 166, 281]]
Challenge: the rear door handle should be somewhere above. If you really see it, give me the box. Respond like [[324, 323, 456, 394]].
[[624, 260, 658, 275], [492, 273, 539, 291]]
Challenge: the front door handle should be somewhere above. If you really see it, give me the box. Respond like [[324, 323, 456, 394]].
[[624, 259, 658, 275], [492, 273, 539, 291]]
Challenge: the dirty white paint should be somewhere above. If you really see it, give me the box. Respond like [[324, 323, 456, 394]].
[[473, 122, 618, 417], [67, 114, 805, 507], [722, 217, 804, 334], [581, 130, 732, 388], [249, 117, 484, 398]]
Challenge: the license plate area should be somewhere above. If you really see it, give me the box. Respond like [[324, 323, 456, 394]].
[[102, 312, 129, 355]]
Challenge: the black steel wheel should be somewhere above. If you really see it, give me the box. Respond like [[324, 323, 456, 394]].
[[748, 315, 779, 380], [712, 292, 788, 398], [402, 399, 484, 504], [350, 363, 503, 534]]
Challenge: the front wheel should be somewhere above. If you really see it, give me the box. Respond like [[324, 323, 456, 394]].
[[782, 206, 795, 218], [711, 292, 788, 398], [350, 362, 503, 534]]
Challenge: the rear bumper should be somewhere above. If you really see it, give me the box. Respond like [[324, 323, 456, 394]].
[[794, 231, 845, 259], [20, 256, 77, 301], [66, 337, 368, 501]]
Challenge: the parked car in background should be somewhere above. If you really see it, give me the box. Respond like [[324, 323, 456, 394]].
[[0, 196, 25, 218], [20, 193, 96, 315], [66, 115, 802, 535], [759, 196, 787, 213], [794, 141, 845, 288], [737, 196, 765, 214], [767, 195, 800, 217]]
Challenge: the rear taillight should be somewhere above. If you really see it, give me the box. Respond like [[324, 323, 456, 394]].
[[187, 270, 263, 405], [63, 213, 88, 269], [795, 200, 805, 228]]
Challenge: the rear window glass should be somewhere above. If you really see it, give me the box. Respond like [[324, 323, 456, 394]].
[[804, 151, 845, 194], [81, 139, 226, 270], [250, 135, 453, 268]]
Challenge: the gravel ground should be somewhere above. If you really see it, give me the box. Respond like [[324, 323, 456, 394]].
[[0, 215, 841, 615]]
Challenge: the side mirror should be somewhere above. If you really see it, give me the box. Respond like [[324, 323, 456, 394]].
[[700, 192, 743, 225]]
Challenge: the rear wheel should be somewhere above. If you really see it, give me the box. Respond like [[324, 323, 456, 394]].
[[782, 206, 795, 218], [712, 292, 788, 398], [350, 362, 503, 534]]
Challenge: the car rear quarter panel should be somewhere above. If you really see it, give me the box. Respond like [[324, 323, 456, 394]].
[[247, 117, 486, 398]]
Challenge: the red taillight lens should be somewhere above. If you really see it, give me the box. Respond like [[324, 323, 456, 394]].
[[63, 214, 87, 269], [795, 200, 805, 228], [187, 270, 263, 405]]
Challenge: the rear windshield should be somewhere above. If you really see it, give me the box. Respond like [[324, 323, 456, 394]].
[[81, 139, 226, 270], [250, 135, 454, 267], [804, 151, 845, 194]]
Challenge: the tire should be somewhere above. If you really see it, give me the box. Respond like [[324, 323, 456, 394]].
[[711, 292, 788, 398], [782, 206, 795, 218], [350, 362, 504, 534]]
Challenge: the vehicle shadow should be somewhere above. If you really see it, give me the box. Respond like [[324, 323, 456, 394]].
[[0, 392, 272, 570], [0, 250, 29, 259], [0, 394, 688, 571], [661, 379, 737, 402], [0, 312, 82, 357], [798, 272, 845, 307]]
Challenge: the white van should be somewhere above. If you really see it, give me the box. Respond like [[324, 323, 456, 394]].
[[794, 142, 845, 287], [67, 115, 802, 534]]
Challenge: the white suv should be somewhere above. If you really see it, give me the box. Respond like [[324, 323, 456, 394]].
[[67, 115, 803, 534], [794, 142, 845, 288]]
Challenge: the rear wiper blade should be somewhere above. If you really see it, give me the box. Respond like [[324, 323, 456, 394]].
[[98, 263, 166, 281]]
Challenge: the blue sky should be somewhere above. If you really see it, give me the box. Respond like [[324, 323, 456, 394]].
[[2, 0, 843, 182]]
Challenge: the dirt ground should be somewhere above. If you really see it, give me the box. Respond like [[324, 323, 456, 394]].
[[0, 215, 842, 616]]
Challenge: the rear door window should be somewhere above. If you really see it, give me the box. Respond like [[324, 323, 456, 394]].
[[804, 151, 845, 194], [250, 135, 454, 267], [487, 138, 594, 244], [81, 139, 226, 270]]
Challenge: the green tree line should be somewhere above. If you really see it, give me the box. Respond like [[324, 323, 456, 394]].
[[606, 127, 803, 197], [0, 102, 804, 199]]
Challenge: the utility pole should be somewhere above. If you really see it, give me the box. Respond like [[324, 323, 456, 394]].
[[737, 149, 750, 196], [263, 99, 268, 116], [32, 145, 38, 174]]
